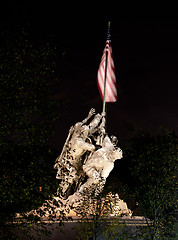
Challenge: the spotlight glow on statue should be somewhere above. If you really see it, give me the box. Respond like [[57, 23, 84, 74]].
[[54, 108, 123, 205]]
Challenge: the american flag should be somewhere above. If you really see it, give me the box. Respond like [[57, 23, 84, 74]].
[[97, 29, 117, 103]]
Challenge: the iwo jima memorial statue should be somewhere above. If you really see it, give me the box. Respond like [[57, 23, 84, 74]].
[[54, 22, 131, 216]]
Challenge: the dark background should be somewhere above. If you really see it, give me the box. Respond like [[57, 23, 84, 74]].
[[1, 3, 178, 149]]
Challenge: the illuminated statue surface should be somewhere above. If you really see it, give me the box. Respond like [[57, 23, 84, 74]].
[[25, 109, 131, 219], [54, 108, 123, 204]]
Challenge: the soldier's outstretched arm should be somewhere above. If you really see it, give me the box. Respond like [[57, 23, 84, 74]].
[[81, 108, 95, 125]]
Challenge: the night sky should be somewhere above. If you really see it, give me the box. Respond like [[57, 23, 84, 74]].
[[1, 3, 178, 149]]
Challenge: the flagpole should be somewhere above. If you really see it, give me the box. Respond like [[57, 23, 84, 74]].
[[102, 21, 110, 115]]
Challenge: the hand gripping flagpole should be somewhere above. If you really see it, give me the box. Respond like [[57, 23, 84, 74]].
[[102, 21, 111, 116]]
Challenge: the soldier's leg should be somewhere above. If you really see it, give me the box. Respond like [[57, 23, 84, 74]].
[[59, 166, 78, 196], [78, 168, 101, 194]]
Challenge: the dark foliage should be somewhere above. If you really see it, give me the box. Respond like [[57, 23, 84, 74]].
[[0, 29, 64, 239], [106, 128, 178, 239]]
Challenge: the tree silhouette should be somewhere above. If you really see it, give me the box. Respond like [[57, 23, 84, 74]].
[[123, 129, 177, 239], [0, 29, 65, 239]]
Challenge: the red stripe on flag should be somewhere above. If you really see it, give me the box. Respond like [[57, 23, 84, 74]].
[[97, 42, 117, 103]]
